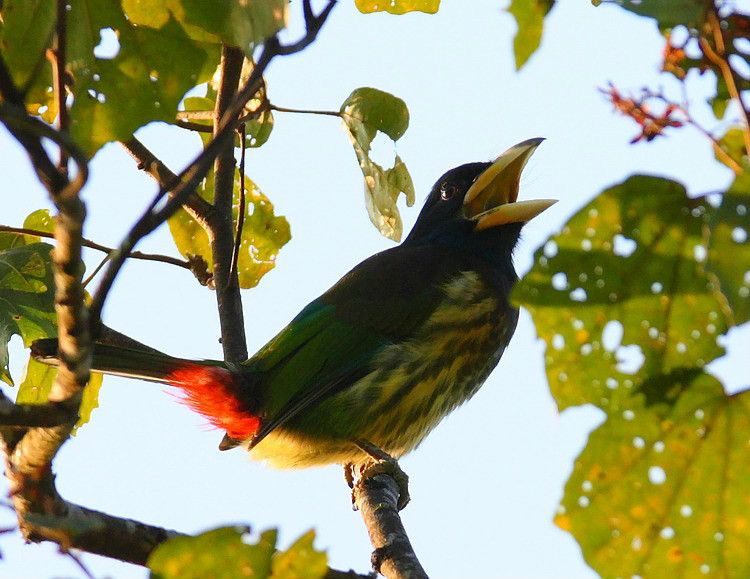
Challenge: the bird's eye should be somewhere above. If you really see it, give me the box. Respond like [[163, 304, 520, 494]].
[[440, 183, 458, 200]]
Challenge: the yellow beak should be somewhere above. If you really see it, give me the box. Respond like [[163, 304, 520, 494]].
[[463, 138, 557, 231]]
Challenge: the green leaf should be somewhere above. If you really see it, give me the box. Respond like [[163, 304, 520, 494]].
[[0, 238, 57, 385], [270, 530, 327, 579], [122, 0, 288, 52], [340, 87, 414, 241], [354, 0, 440, 15], [66, 0, 218, 156], [602, 0, 707, 29], [557, 372, 750, 579], [706, 173, 750, 325], [23, 209, 55, 236], [513, 176, 730, 411], [149, 527, 277, 579], [167, 169, 290, 289], [16, 358, 103, 433], [507, 0, 554, 70], [0, 0, 56, 90]]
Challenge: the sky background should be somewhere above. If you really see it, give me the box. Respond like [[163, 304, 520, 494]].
[[1, 1, 748, 578]]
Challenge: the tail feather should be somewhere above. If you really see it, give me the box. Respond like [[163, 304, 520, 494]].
[[31, 338, 261, 440]]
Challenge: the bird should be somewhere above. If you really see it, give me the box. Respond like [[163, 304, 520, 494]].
[[32, 138, 555, 479]]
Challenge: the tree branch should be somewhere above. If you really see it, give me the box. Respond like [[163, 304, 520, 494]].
[[209, 45, 248, 362], [120, 137, 214, 228], [352, 473, 428, 579], [0, 391, 74, 429]]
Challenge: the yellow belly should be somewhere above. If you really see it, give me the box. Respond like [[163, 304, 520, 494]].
[[249, 272, 514, 468]]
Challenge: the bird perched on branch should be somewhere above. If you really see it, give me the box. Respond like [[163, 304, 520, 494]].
[[33, 138, 555, 502]]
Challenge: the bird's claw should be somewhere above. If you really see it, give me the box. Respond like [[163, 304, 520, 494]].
[[346, 441, 410, 510]]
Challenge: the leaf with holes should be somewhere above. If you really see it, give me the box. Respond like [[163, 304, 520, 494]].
[[149, 527, 277, 579], [0, 234, 56, 385], [64, 0, 218, 156], [341, 87, 414, 241], [514, 175, 733, 411], [16, 358, 103, 433], [122, 0, 288, 53], [167, 169, 290, 289], [706, 172, 750, 325], [354, 0, 439, 15], [507, 0, 554, 70], [556, 372, 750, 579]]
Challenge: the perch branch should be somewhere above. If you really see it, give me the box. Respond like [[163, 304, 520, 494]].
[[351, 472, 428, 579]]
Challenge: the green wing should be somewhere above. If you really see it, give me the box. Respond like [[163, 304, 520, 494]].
[[243, 244, 478, 445]]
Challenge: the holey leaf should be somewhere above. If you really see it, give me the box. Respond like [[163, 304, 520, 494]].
[[557, 372, 750, 579], [168, 169, 290, 289], [341, 87, 414, 241], [354, 0, 440, 14], [65, 0, 218, 156], [0, 233, 56, 385], [513, 175, 745, 412]]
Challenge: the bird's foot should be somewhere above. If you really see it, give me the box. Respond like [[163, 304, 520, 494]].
[[345, 440, 410, 510]]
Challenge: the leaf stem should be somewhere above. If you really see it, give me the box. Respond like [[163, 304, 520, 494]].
[[269, 103, 342, 117]]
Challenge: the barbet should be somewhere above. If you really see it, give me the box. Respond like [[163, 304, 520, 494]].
[[33, 139, 555, 479]]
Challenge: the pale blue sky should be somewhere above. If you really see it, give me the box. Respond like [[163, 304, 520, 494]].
[[1, 1, 747, 578]]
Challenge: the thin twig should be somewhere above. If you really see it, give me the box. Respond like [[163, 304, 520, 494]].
[[52, 0, 69, 174], [0, 225, 191, 269], [63, 550, 96, 579], [120, 137, 213, 226], [230, 123, 247, 281], [175, 119, 213, 133], [701, 8, 750, 156], [269, 103, 342, 117]]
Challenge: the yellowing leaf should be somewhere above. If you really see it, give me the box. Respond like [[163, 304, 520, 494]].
[[507, 0, 554, 70], [16, 358, 103, 433], [167, 170, 290, 289], [271, 530, 327, 579], [149, 527, 277, 579], [354, 0, 439, 15], [341, 87, 414, 241], [123, 0, 288, 52], [561, 372, 750, 579]]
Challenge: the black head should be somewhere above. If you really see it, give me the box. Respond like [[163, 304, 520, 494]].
[[403, 139, 556, 262]]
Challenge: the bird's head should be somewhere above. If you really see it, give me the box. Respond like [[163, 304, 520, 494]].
[[404, 138, 556, 257]]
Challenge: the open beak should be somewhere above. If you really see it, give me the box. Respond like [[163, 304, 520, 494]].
[[463, 138, 557, 231]]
